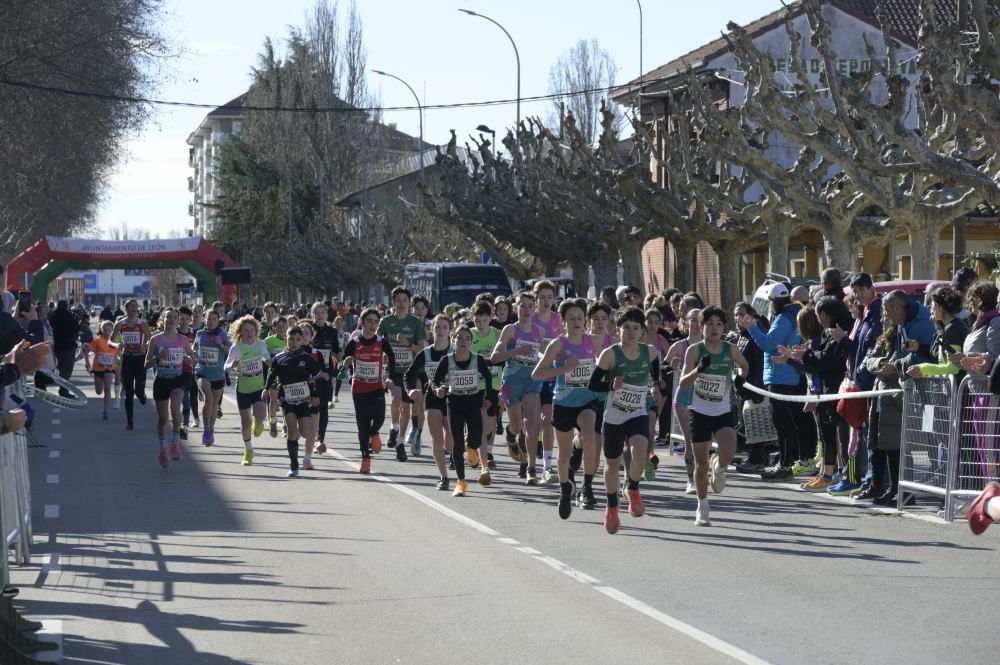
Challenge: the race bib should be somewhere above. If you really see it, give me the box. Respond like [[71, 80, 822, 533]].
[[121, 331, 141, 347], [512, 341, 540, 367], [449, 368, 479, 396], [241, 356, 263, 376], [610, 383, 647, 413], [98, 352, 115, 367], [356, 360, 380, 383], [425, 359, 442, 381], [319, 348, 331, 366], [284, 381, 309, 402], [162, 348, 184, 368], [199, 346, 219, 365], [565, 358, 596, 388], [393, 345, 413, 367], [695, 374, 725, 403]]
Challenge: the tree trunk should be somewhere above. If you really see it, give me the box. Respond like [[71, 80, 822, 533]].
[[822, 226, 857, 273], [715, 242, 742, 315], [619, 240, 644, 294], [767, 216, 791, 277], [909, 222, 941, 279], [591, 252, 618, 295], [569, 259, 589, 298], [672, 238, 695, 293]]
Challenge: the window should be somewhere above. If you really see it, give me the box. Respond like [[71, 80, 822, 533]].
[[124, 269, 149, 276]]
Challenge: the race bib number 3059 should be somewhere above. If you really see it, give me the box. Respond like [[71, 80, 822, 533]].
[[449, 369, 479, 395]]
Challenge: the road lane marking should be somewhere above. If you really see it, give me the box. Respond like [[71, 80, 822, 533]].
[[46, 474, 59, 484], [51, 432, 62, 440], [44, 505, 60, 519], [49, 450, 61, 459], [497, 537, 520, 545], [52, 418, 61, 425]]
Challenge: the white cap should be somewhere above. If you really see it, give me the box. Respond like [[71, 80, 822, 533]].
[[768, 282, 790, 299]]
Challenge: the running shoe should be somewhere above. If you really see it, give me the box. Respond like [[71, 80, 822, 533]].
[[496, 420, 504, 435], [370, 434, 382, 454], [252, 419, 264, 438], [626, 489, 645, 517], [710, 455, 726, 494], [217, 406, 223, 418], [269, 419, 278, 438], [735, 461, 765, 474], [478, 467, 492, 486], [158, 448, 169, 469], [853, 484, 880, 502], [653, 437, 667, 448], [643, 460, 656, 482], [334, 396, 339, 403], [404, 427, 418, 452], [467, 448, 480, 467], [760, 466, 793, 481], [179, 426, 188, 441], [205, 431, 214, 447], [453, 479, 468, 497], [411, 433, 421, 458], [517, 463, 528, 479], [127, 421, 134, 430], [506, 430, 522, 462], [388, 428, 399, 450], [969, 482, 1000, 535], [604, 506, 621, 534], [360, 457, 372, 475], [436, 478, 449, 491], [694, 502, 711, 527], [287, 468, 299, 478], [302, 461, 315, 471], [396, 444, 408, 462], [685, 481, 696, 495], [138, 391, 147, 406], [577, 486, 597, 510], [802, 476, 835, 492], [487, 453, 497, 470], [558, 481, 574, 520], [113, 398, 120, 411], [201, 431, 211, 446], [672, 443, 686, 455], [827, 480, 860, 496], [102, 411, 109, 421], [192, 418, 200, 429], [542, 466, 558, 485], [241, 449, 254, 466], [448, 454, 456, 470], [170, 442, 183, 461], [792, 459, 817, 477], [526, 466, 539, 486]]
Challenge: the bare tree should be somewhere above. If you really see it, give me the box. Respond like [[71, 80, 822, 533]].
[[548, 38, 622, 144]]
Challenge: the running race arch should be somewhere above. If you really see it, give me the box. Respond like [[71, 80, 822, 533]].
[[5, 236, 238, 303]]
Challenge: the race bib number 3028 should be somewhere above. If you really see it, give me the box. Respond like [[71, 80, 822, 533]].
[[611, 383, 646, 413]]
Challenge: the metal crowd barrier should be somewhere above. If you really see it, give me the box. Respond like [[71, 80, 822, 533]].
[[1, 379, 32, 591], [899, 375, 1000, 521]]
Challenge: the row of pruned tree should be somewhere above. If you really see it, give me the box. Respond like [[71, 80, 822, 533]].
[[426, 0, 999, 309]]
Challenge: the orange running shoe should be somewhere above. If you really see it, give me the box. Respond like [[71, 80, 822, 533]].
[[604, 506, 621, 534], [626, 489, 645, 517], [360, 457, 372, 475], [371, 433, 382, 454]]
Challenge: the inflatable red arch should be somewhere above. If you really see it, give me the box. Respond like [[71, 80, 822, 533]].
[[5, 236, 238, 303]]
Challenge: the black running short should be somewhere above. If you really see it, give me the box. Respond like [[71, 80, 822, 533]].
[[552, 401, 601, 433], [236, 389, 264, 410], [282, 401, 313, 420], [153, 375, 186, 402], [690, 411, 735, 443], [540, 381, 554, 406], [603, 417, 649, 459], [391, 373, 414, 404]]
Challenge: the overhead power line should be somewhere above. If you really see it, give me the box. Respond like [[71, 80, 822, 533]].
[[0, 75, 659, 115]]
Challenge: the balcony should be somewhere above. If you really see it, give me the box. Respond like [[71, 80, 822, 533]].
[[187, 176, 195, 192]]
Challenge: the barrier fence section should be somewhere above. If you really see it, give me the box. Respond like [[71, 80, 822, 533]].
[[1, 380, 33, 591], [899, 375, 1000, 521]]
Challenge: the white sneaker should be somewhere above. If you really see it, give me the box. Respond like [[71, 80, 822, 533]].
[[685, 481, 696, 495], [710, 455, 726, 494], [113, 398, 120, 411], [334, 396, 339, 403], [695, 501, 711, 526]]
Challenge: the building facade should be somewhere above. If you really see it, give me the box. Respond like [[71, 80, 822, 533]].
[[186, 93, 247, 238]]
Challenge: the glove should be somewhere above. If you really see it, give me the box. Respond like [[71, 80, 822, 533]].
[[698, 355, 711, 371]]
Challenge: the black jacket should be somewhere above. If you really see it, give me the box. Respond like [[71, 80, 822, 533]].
[[50, 307, 79, 351]]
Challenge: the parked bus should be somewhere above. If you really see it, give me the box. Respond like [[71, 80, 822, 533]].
[[403, 263, 512, 312]]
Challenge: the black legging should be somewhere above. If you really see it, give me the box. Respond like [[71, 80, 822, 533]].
[[768, 381, 817, 467], [316, 380, 333, 441], [353, 390, 385, 459], [816, 402, 844, 468], [121, 354, 147, 424], [182, 373, 199, 424], [448, 399, 483, 481]]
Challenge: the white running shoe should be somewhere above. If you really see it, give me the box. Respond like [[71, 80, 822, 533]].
[[710, 455, 726, 494], [695, 502, 711, 526], [113, 398, 120, 411], [685, 481, 696, 495]]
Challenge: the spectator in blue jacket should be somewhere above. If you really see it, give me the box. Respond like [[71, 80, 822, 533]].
[[739, 282, 816, 481], [880, 290, 936, 378]]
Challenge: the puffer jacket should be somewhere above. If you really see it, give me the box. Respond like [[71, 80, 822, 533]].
[[748, 303, 802, 386]]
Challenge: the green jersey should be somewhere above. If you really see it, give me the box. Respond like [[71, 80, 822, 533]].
[[470, 326, 501, 390], [377, 313, 425, 373], [603, 343, 651, 425], [265, 335, 287, 355]]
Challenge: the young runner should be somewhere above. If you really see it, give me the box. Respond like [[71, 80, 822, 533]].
[[587, 301, 617, 484], [193, 310, 231, 446], [309, 303, 342, 448], [531, 280, 563, 484], [491, 292, 545, 484], [266, 325, 324, 477], [225, 315, 271, 466], [344, 307, 396, 474], [470, 302, 502, 470], [112, 299, 151, 430], [177, 306, 198, 438], [264, 317, 288, 437], [588, 307, 663, 534], [144, 309, 196, 469], [432, 326, 497, 496], [409, 295, 433, 454], [377, 287, 425, 461], [405, 315, 455, 489], [679, 307, 749, 526], [332, 315, 351, 402], [89, 320, 120, 420], [643, 308, 672, 480], [666, 308, 703, 494], [532, 298, 601, 518]]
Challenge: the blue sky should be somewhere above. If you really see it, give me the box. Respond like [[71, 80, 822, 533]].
[[98, 0, 782, 237]]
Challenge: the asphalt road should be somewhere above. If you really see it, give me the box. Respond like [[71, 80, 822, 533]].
[[10, 370, 1000, 665]]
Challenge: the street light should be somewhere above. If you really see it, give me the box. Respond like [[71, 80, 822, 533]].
[[371, 69, 424, 183], [636, 0, 644, 104], [476, 124, 497, 155], [458, 9, 521, 131]]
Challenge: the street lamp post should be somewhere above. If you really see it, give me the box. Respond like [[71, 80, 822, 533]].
[[637, 0, 644, 104], [458, 9, 521, 131], [476, 124, 497, 156], [372, 69, 424, 183]]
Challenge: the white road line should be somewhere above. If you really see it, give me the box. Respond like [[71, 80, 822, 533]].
[[322, 441, 773, 665], [51, 432, 62, 440], [496, 537, 520, 545], [52, 418, 61, 425], [49, 450, 61, 459], [44, 505, 60, 519], [33, 619, 64, 663], [46, 474, 59, 484]]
